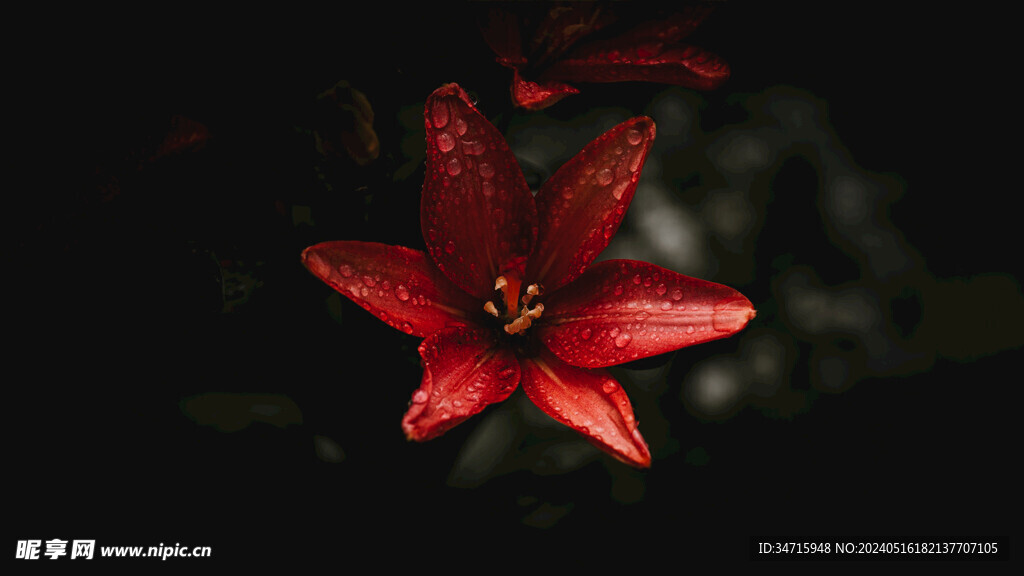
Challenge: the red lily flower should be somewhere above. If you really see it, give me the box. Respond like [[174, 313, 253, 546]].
[[302, 84, 754, 467], [480, 3, 730, 110]]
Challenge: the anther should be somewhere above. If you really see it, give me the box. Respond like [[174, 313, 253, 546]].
[[521, 283, 542, 306], [483, 301, 500, 317]]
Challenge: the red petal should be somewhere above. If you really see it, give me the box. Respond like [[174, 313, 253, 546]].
[[402, 327, 520, 441], [302, 241, 481, 338], [479, 6, 524, 64], [538, 260, 756, 368], [526, 117, 655, 292], [542, 44, 730, 91], [571, 6, 714, 54], [510, 69, 579, 111], [519, 346, 650, 468], [421, 84, 537, 299]]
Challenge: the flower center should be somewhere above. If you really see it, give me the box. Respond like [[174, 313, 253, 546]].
[[483, 275, 544, 335]]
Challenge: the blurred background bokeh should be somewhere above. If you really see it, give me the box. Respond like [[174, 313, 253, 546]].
[[10, 1, 1019, 565]]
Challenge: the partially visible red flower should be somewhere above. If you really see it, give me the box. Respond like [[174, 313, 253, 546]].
[[302, 84, 754, 467], [480, 2, 730, 110]]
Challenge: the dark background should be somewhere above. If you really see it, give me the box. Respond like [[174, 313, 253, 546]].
[[9, 2, 1018, 567]]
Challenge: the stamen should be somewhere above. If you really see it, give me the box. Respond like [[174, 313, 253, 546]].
[[503, 302, 543, 335], [521, 283, 541, 306], [494, 276, 507, 291], [483, 301, 499, 317]]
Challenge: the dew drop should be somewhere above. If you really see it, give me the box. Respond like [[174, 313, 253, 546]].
[[395, 285, 410, 301], [611, 181, 629, 200], [632, 274, 642, 285], [360, 287, 369, 297], [362, 275, 376, 287], [445, 157, 462, 176], [436, 131, 455, 152], [462, 139, 485, 156], [614, 285, 624, 296], [626, 128, 643, 146], [635, 311, 649, 321], [614, 332, 633, 348], [629, 149, 644, 173], [687, 325, 695, 334], [401, 322, 415, 334], [660, 300, 673, 311], [580, 328, 592, 340], [454, 116, 468, 136], [338, 264, 354, 278], [655, 283, 667, 296], [481, 181, 495, 198], [596, 168, 614, 186], [602, 380, 619, 394], [411, 389, 429, 404], [445, 240, 456, 254], [478, 162, 495, 179], [610, 327, 620, 338], [671, 288, 683, 301], [431, 101, 449, 129], [603, 224, 615, 239]]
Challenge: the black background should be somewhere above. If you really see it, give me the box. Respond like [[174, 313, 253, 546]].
[[9, 2, 1018, 567]]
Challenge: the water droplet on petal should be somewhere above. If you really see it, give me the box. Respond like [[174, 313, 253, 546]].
[[445, 157, 462, 175], [478, 162, 495, 179], [401, 322, 414, 334], [614, 285, 624, 296], [626, 128, 642, 146], [362, 275, 376, 287], [454, 116, 468, 136], [660, 300, 673, 311], [671, 288, 683, 301], [395, 285, 410, 301], [602, 381, 619, 394], [632, 274, 642, 285], [445, 240, 456, 254], [338, 264, 354, 277], [581, 328, 592, 340], [411, 389, 429, 404], [431, 101, 449, 129], [610, 327, 620, 338], [614, 332, 633, 348], [596, 168, 614, 186], [462, 139, 485, 156], [635, 311, 649, 321], [436, 132, 455, 152]]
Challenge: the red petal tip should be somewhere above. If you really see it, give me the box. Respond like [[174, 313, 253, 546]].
[[712, 296, 756, 334]]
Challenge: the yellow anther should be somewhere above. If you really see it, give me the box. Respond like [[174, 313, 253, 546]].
[[494, 276, 508, 291]]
